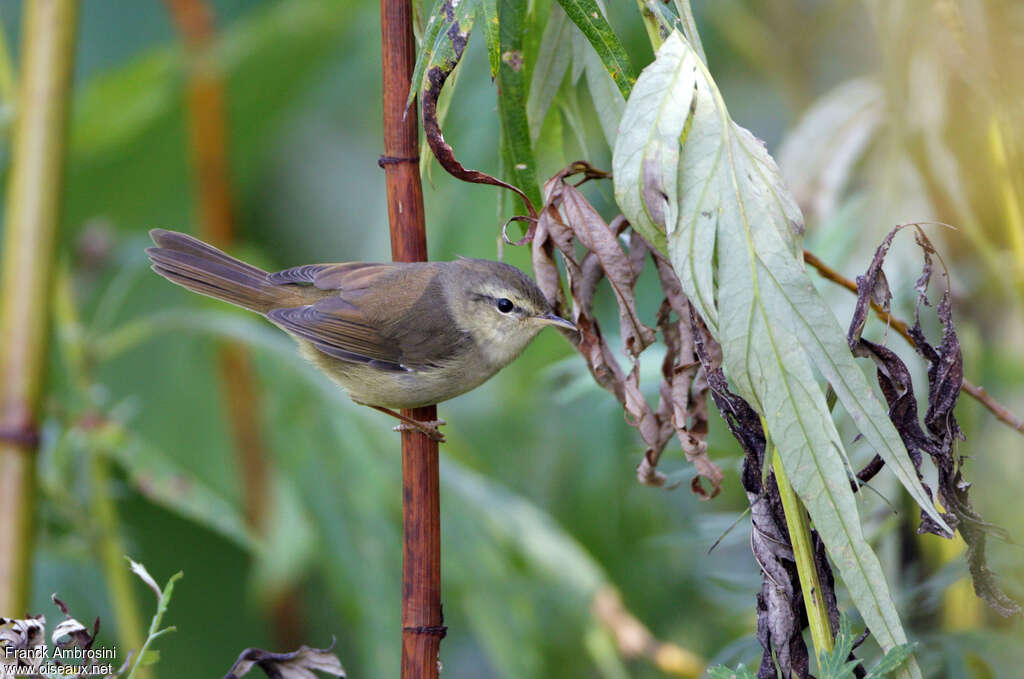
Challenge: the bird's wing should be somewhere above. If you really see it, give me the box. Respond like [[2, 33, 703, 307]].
[[266, 262, 460, 372], [268, 297, 409, 372]]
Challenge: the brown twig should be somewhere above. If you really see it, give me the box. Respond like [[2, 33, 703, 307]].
[[381, 1, 444, 677], [591, 587, 705, 677], [164, 0, 306, 648], [0, 0, 78, 615], [803, 249, 1024, 434]]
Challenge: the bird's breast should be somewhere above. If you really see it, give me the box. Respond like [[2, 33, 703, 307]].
[[298, 340, 499, 409]]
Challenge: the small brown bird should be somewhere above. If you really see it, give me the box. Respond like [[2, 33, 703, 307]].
[[146, 229, 575, 441]]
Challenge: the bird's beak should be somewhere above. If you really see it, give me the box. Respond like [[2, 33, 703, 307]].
[[534, 312, 577, 332]]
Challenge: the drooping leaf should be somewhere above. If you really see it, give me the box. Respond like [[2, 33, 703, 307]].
[[848, 225, 1021, 617], [777, 77, 884, 223], [50, 595, 99, 651], [224, 642, 346, 679], [407, 0, 479, 109], [441, 459, 605, 595], [526, 3, 573, 142], [555, 0, 634, 98], [128, 558, 164, 601], [531, 163, 723, 494], [417, 0, 538, 219], [418, 59, 463, 181], [96, 422, 256, 552], [583, 44, 625, 148], [613, 32, 951, 675], [481, 0, 500, 78], [498, 0, 542, 210]]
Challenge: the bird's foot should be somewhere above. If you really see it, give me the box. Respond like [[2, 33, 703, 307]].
[[368, 405, 447, 443], [392, 418, 447, 442]]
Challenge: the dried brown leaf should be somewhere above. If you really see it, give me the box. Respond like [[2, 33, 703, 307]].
[[561, 183, 656, 357], [421, 42, 537, 220], [528, 162, 723, 497], [847, 224, 1019, 617], [223, 641, 346, 679]]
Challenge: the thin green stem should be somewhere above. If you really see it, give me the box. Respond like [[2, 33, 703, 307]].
[[770, 444, 835, 662], [125, 571, 182, 679], [635, 0, 664, 52], [90, 452, 153, 677], [54, 268, 152, 678]]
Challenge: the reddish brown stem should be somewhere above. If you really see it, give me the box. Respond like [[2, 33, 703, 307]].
[[162, 0, 234, 247], [381, 0, 445, 676], [803, 249, 1024, 434]]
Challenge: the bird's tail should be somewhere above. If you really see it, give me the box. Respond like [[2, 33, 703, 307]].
[[147, 229, 286, 313]]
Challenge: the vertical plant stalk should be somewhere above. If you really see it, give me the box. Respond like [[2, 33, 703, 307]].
[[0, 0, 78, 616], [988, 117, 1024, 287], [771, 447, 834, 662], [381, 0, 444, 677], [89, 453, 153, 674], [0, 11, 16, 106], [54, 270, 151, 679], [162, 0, 305, 648]]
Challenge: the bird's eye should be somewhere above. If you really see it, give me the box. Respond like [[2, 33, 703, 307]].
[[496, 298, 514, 313]]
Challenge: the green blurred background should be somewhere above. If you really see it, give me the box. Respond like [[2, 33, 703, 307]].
[[2, 0, 1022, 677]]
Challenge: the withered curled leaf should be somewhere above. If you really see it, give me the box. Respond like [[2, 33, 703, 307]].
[[530, 162, 722, 496], [223, 640, 346, 679], [416, 1, 538, 225], [51, 594, 99, 651], [848, 224, 1020, 617]]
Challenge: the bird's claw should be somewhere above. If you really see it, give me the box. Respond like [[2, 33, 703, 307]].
[[392, 418, 447, 443]]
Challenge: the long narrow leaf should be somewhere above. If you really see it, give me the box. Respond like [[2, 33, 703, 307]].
[[498, 0, 542, 209], [526, 3, 573, 142], [481, 0, 500, 78], [408, 0, 480, 108], [556, 0, 634, 98], [583, 45, 625, 148]]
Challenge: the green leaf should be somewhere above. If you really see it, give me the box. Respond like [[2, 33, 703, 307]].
[[818, 614, 863, 679], [139, 650, 161, 667], [555, 0, 634, 98], [582, 40, 625, 148], [481, 0, 500, 78], [776, 77, 884, 223], [559, 86, 592, 160], [865, 643, 916, 679], [250, 477, 317, 600], [526, 3, 573, 142], [706, 665, 757, 679], [498, 0, 542, 210], [613, 32, 949, 679], [441, 459, 606, 596], [408, 0, 480, 108], [100, 426, 257, 552], [818, 614, 915, 679]]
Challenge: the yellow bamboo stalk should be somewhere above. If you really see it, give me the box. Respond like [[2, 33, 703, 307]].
[[0, 0, 79, 615]]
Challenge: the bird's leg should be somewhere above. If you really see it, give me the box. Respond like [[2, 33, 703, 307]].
[[368, 405, 447, 442]]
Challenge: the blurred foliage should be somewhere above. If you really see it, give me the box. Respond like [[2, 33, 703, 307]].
[[0, 0, 1022, 678]]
